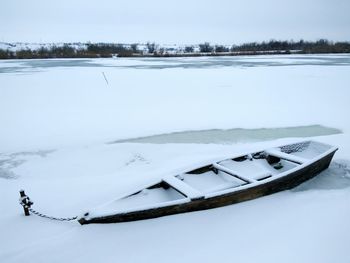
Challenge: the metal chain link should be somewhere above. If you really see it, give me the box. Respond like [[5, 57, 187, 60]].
[[19, 193, 77, 222], [28, 208, 78, 221]]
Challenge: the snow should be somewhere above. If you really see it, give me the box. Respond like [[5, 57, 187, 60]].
[[87, 188, 189, 218], [0, 42, 88, 52], [264, 148, 307, 164], [1, 55, 350, 152], [219, 159, 273, 180], [290, 141, 333, 159], [182, 170, 243, 193], [0, 42, 195, 55], [1, 54, 350, 263], [163, 175, 204, 200], [212, 162, 256, 183]]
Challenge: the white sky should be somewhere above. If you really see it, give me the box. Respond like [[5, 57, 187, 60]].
[[1, 0, 349, 44]]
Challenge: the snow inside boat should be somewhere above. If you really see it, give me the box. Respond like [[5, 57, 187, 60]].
[[78, 141, 338, 224]]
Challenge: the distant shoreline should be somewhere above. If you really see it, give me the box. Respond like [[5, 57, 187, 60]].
[[132, 50, 350, 58], [1, 40, 349, 59], [1, 51, 350, 60]]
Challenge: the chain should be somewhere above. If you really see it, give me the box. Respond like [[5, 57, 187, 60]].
[[28, 208, 78, 221], [19, 192, 78, 222]]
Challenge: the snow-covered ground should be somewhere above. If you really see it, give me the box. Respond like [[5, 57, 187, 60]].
[[1, 54, 350, 263], [0, 42, 88, 52], [0, 42, 196, 54]]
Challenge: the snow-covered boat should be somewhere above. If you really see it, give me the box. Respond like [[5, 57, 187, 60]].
[[78, 141, 337, 224]]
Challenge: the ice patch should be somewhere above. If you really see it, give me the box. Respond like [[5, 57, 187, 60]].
[[0, 150, 54, 179], [0, 167, 18, 179], [110, 125, 341, 144], [0, 158, 25, 179], [9, 150, 54, 158]]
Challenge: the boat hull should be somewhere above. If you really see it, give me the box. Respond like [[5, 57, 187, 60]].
[[79, 150, 336, 224]]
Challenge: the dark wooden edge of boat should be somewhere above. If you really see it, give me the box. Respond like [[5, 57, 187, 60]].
[[78, 149, 337, 225]]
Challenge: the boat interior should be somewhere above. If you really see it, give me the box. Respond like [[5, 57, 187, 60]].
[[94, 141, 334, 215]]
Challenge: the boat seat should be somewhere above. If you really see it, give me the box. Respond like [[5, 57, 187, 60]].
[[212, 163, 255, 183], [218, 160, 271, 181], [253, 172, 272, 181], [163, 176, 204, 200], [264, 148, 307, 164]]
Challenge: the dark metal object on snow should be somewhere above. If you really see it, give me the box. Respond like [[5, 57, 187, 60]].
[[19, 190, 33, 216]]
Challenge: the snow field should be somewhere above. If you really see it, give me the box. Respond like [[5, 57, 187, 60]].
[[1, 55, 350, 263]]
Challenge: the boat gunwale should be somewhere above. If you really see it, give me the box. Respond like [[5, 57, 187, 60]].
[[79, 141, 338, 222], [205, 144, 338, 198]]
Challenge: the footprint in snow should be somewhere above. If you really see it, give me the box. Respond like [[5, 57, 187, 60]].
[[125, 154, 150, 166]]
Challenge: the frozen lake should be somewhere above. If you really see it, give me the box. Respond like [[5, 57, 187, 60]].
[[1, 54, 350, 263], [1, 54, 350, 73], [1, 54, 350, 151]]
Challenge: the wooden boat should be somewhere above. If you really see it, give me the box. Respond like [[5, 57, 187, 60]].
[[78, 140, 337, 224]]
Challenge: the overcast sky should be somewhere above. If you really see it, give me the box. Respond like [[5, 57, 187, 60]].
[[1, 0, 349, 44]]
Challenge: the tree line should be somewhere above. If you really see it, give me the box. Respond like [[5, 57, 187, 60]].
[[0, 43, 135, 59], [0, 40, 349, 59], [231, 39, 350, 53]]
